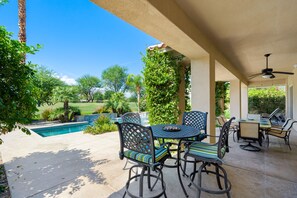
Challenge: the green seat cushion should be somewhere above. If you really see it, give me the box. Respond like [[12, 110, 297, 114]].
[[188, 142, 226, 161], [124, 146, 168, 164]]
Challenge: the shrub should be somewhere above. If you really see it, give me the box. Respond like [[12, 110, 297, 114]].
[[84, 115, 117, 135], [104, 92, 131, 116], [41, 108, 52, 120], [48, 106, 81, 122], [93, 106, 111, 114], [248, 87, 285, 114]]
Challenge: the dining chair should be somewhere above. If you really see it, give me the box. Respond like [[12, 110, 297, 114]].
[[217, 115, 238, 142], [182, 111, 208, 175], [121, 112, 142, 175], [266, 118, 297, 150], [115, 122, 170, 198], [184, 117, 235, 198], [182, 111, 208, 141], [238, 122, 262, 151], [122, 112, 142, 124]]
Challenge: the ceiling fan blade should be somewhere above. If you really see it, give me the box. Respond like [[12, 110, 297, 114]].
[[272, 71, 294, 75], [248, 73, 262, 79]]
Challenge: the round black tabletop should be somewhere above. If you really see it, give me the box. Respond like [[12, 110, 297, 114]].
[[151, 124, 200, 139]]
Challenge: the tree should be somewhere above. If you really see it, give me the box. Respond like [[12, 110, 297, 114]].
[[0, 26, 39, 143], [101, 65, 128, 93], [77, 75, 101, 102], [104, 90, 115, 100], [33, 66, 64, 106], [18, 0, 26, 42], [126, 74, 143, 113], [51, 86, 79, 122], [104, 93, 131, 116]]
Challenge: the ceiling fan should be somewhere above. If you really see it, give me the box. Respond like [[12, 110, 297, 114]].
[[249, 53, 294, 79]]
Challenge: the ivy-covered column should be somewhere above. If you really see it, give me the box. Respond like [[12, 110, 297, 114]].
[[191, 55, 216, 143], [178, 63, 186, 124]]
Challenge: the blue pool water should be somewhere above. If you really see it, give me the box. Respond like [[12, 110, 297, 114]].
[[32, 123, 90, 137]]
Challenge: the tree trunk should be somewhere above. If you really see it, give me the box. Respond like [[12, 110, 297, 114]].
[[64, 100, 69, 122], [18, 0, 26, 61], [137, 86, 141, 113]]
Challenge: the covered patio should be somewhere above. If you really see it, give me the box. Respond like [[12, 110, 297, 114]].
[[91, 0, 297, 139], [0, 127, 296, 197]]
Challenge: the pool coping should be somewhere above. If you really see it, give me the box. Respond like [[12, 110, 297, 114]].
[[28, 121, 89, 130]]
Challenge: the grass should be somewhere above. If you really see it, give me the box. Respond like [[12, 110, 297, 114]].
[[36, 102, 138, 118]]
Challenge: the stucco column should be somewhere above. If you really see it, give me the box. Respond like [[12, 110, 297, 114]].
[[191, 55, 216, 143], [241, 83, 248, 119], [230, 79, 241, 120], [293, 68, 297, 122]]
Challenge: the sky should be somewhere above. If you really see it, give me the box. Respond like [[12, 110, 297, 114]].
[[0, 0, 159, 84]]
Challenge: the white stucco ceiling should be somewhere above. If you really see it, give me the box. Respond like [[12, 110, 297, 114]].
[[174, 0, 297, 82], [92, 0, 297, 84]]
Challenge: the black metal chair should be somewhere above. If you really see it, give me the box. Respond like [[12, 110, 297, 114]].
[[116, 122, 170, 198], [266, 118, 297, 150], [216, 115, 238, 142], [122, 112, 142, 124], [238, 122, 262, 152], [184, 117, 235, 198], [182, 111, 208, 175], [182, 111, 208, 141], [121, 112, 142, 170]]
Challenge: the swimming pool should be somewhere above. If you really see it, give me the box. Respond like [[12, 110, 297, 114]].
[[31, 122, 90, 137]]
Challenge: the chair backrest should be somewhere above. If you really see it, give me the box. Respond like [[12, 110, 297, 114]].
[[182, 111, 208, 134], [239, 122, 260, 139], [115, 122, 155, 163], [281, 118, 292, 129], [121, 112, 141, 124], [282, 119, 297, 131], [216, 116, 225, 127], [269, 108, 280, 119], [218, 117, 235, 159]]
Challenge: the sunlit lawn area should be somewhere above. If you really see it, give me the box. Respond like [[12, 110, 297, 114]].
[[36, 102, 138, 118]]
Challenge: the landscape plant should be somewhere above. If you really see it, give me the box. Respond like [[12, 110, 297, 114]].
[[102, 65, 128, 93], [126, 74, 144, 112], [104, 92, 131, 116], [84, 115, 117, 135], [142, 48, 181, 125], [0, 26, 40, 143], [77, 75, 101, 102], [33, 66, 64, 106], [51, 86, 79, 122], [248, 86, 285, 114]]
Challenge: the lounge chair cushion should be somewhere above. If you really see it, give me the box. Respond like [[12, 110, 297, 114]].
[[124, 146, 168, 164]]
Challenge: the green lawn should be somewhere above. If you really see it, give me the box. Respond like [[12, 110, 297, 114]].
[[37, 102, 138, 118]]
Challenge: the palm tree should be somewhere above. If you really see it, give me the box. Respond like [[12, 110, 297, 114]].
[[18, 0, 26, 61], [126, 74, 143, 113], [18, 0, 26, 43]]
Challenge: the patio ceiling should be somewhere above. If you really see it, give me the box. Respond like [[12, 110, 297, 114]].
[[174, 0, 297, 82], [92, 0, 297, 84]]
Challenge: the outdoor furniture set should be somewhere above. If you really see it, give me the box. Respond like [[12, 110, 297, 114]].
[[217, 114, 297, 152], [116, 111, 234, 198]]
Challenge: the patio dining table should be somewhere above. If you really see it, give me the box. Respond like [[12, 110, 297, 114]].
[[151, 124, 201, 198]]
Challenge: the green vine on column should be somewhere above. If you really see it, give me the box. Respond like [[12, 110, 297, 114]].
[[142, 49, 181, 125]]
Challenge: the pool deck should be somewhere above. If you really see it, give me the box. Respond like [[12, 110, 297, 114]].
[[0, 127, 297, 198]]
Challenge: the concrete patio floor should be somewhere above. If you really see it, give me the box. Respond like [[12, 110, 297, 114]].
[[0, 127, 297, 198]]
